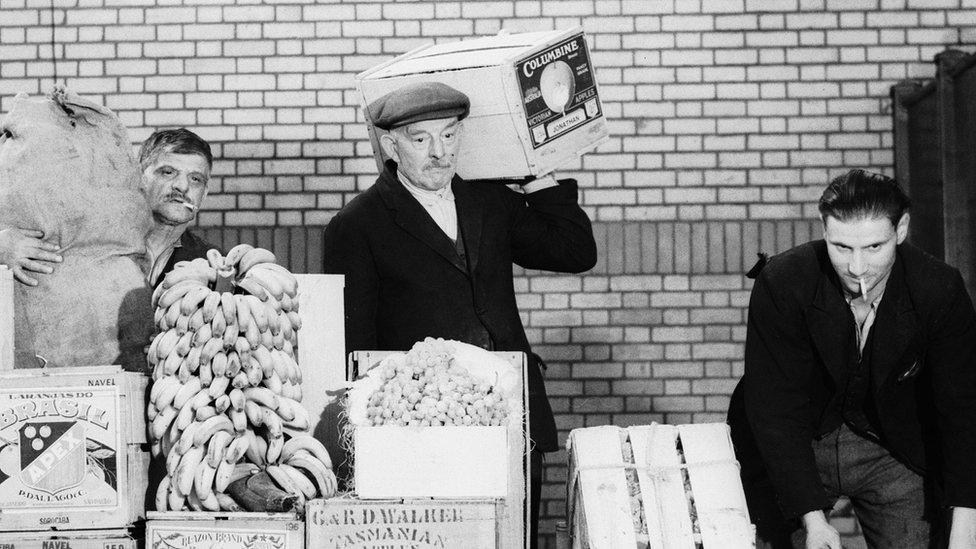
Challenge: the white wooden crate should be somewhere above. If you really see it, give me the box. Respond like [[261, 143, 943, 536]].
[[567, 423, 754, 549], [146, 511, 304, 549], [0, 266, 12, 371], [0, 528, 137, 548], [348, 351, 528, 549], [307, 498, 504, 549], [0, 366, 149, 531], [357, 27, 608, 180]]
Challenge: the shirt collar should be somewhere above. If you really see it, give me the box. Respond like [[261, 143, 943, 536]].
[[398, 172, 454, 203]]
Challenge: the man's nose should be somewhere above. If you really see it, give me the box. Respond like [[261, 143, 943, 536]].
[[848, 252, 866, 276], [429, 138, 445, 159], [172, 173, 190, 192]]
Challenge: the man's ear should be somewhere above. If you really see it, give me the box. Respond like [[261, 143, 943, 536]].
[[896, 212, 910, 244], [379, 132, 399, 163]]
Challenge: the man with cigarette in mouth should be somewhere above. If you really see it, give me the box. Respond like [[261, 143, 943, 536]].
[[728, 169, 976, 548], [138, 128, 220, 288], [0, 128, 216, 288]]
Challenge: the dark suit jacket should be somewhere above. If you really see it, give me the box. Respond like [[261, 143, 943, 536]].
[[322, 162, 597, 451], [728, 240, 976, 520], [153, 229, 221, 289]]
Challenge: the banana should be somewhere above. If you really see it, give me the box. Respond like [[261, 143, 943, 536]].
[[244, 387, 279, 409], [199, 337, 223, 364], [167, 483, 186, 511], [244, 430, 268, 466], [272, 330, 284, 351], [147, 403, 159, 423], [177, 358, 194, 384], [216, 492, 243, 512], [228, 388, 245, 411], [200, 290, 221, 323], [280, 435, 333, 469], [282, 339, 294, 359], [195, 405, 217, 422], [223, 243, 255, 269], [220, 291, 237, 328], [194, 415, 234, 447], [207, 430, 233, 468], [155, 475, 171, 511], [172, 377, 202, 411], [226, 350, 244, 378], [175, 331, 194, 357], [177, 421, 201, 455], [251, 262, 299, 296], [244, 400, 265, 426], [153, 378, 183, 411], [225, 434, 251, 463], [233, 336, 250, 359], [175, 399, 197, 431], [278, 462, 317, 499], [231, 371, 250, 390], [251, 345, 274, 378], [194, 461, 217, 500], [175, 313, 191, 337], [276, 396, 307, 426], [166, 437, 184, 474], [175, 445, 206, 497], [244, 319, 262, 350], [238, 247, 276, 274], [214, 394, 231, 414], [199, 489, 220, 511], [189, 388, 214, 411], [287, 310, 302, 331], [265, 301, 281, 334], [236, 277, 269, 302], [287, 452, 334, 497], [155, 329, 180, 360], [208, 374, 230, 398], [150, 375, 179, 404], [264, 370, 283, 395], [245, 295, 269, 332], [192, 324, 213, 347], [266, 434, 284, 463], [211, 310, 227, 339], [245, 358, 263, 387], [199, 356, 214, 387], [164, 301, 183, 332], [221, 318, 238, 349], [266, 464, 304, 503], [279, 293, 293, 313], [161, 351, 181, 377], [245, 269, 285, 301], [185, 346, 203, 375], [229, 407, 248, 432], [206, 248, 226, 272], [211, 351, 228, 378], [161, 264, 211, 290], [262, 408, 283, 438], [180, 285, 211, 316], [214, 459, 236, 493], [148, 331, 164, 362], [235, 293, 252, 334], [187, 308, 206, 332], [152, 280, 168, 310], [280, 313, 293, 343], [159, 279, 204, 310], [150, 405, 178, 441]]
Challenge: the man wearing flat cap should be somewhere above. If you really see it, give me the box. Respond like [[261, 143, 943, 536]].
[[323, 81, 597, 547]]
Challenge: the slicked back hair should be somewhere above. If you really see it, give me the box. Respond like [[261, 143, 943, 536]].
[[818, 169, 911, 227], [139, 128, 212, 170]]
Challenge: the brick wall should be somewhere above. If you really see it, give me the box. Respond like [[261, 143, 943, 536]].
[[3, 0, 976, 545]]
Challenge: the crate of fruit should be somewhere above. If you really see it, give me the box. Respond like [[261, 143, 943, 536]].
[[146, 511, 303, 549], [307, 497, 506, 549], [567, 423, 754, 549], [0, 528, 137, 548], [0, 365, 148, 531]]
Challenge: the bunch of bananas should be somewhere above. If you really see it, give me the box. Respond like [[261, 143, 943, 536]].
[[146, 244, 337, 511]]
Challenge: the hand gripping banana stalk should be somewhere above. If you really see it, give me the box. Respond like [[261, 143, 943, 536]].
[[146, 244, 336, 511]]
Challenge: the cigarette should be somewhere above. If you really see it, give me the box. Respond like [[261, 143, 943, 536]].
[[179, 201, 198, 211], [858, 277, 867, 302]]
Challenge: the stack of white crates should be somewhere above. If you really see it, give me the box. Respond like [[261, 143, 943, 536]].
[[305, 350, 530, 549]]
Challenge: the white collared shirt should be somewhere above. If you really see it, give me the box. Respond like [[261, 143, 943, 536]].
[[399, 176, 458, 241]]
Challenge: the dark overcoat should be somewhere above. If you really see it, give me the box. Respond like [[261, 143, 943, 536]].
[[728, 240, 976, 525], [323, 162, 597, 451]]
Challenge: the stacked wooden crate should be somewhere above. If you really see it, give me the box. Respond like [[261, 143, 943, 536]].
[[0, 365, 149, 543], [305, 350, 529, 549], [567, 423, 754, 549]]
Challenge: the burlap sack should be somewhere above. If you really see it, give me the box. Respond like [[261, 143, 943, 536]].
[[0, 88, 154, 370]]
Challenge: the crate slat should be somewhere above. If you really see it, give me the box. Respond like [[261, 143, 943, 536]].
[[568, 426, 635, 549], [0, 267, 12, 371]]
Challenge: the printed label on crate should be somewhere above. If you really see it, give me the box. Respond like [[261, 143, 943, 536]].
[[0, 535, 136, 549], [517, 33, 602, 149], [308, 501, 497, 549], [0, 386, 121, 514], [148, 524, 298, 549]]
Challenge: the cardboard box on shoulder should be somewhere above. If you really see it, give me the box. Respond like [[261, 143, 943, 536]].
[[0, 366, 149, 531], [0, 528, 137, 549], [357, 27, 608, 180], [567, 423, 754, 549], [307, 497, 505, 549], [145, 511, 303, 549]]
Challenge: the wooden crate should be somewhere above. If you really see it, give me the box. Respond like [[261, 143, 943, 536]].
[[0, 366, 149, 531], [0, 266, 12, 371], [348, 351, 528, 549], [567, 423, 754, 549], [307, 498, 505, 549], [357, 27, 608, 180], [0, 528, 137, 548], [145, 511, 303, 549]]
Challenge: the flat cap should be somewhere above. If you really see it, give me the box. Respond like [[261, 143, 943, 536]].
[[368, 81, 470, 130]]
